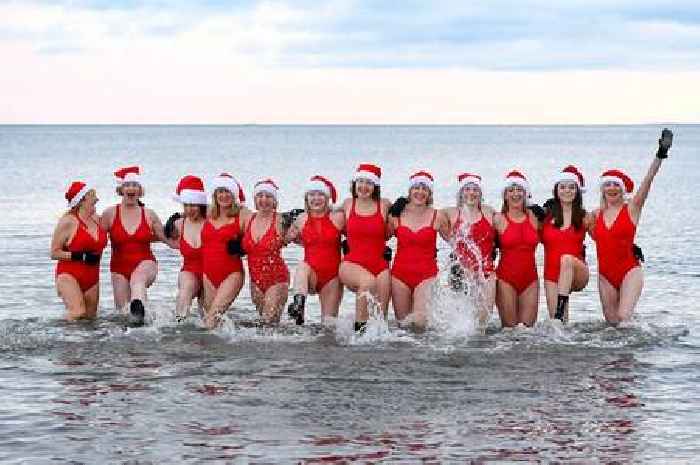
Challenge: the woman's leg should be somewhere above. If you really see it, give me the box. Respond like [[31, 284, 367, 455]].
[[260, 282, 289, 324], [598, 276, 621, 325], [318, 278, 343, 321], [391, 277, 413, 323], [617, 267, 643, 322], [129, 260, 157, 303], [56, 274, 88, 320], [111, 273, 131, 312], [496, 279, 519, 328], [176, 271, 201, 320], [339, 262, 377, 324], [517, 280, 539, 326], [411, 277, 436, 331], [205, 272, 245, 329]]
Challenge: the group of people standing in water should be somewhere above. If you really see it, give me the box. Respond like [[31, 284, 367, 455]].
[[50, 129, 673, 332]]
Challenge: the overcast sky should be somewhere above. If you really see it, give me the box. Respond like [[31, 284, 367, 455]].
[[2, 0, 700, 123]]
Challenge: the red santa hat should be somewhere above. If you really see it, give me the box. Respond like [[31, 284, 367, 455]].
[[458, 172, 483, 191], [557, 165, 586, 193], [173, 175, 207, 205], [353, 163, 381, 185], [65, 181, 91, 209], [306, 175, 337, 204], [114, 166, 142, 185], [210, 173, 245, 203], [409, 170, 434, 190], [599, 169, 634, 194], [502, 170, 531, 201], [253, 178, 279, 199]]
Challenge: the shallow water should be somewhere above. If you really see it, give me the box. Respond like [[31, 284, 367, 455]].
[[1, 124, 699, 463]]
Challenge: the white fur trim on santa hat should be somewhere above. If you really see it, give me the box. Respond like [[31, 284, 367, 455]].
[[409, 173, 434, 190], [253, 180, 278, 199], [68, 184, 91, 209], [557, 171, 586, 193], [459, 175, 482, 191], [210, 175, 241, 200], [353, 166, 381, 185], [306, 179, 330, 198], [174, 189, 208, 205]]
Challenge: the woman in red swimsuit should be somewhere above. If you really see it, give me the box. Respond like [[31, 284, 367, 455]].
[[241, 179, 290, 325], [493, 170, 541, 328], [169, 175, 208, 322], [541, 166, 591, 323], [443, 172, 496, 328], [389, 171, 449, 331], [51, 181, 108, 320], [201, 173, 250, 328], [339, 163, 392, 332], [286, 175, 345, 325], [100, 166, 168, 326], [591, 129, 672, 325]]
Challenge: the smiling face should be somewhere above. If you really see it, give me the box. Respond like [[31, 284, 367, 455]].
[[408, 183, 432, 206], [255, 192, 277, 212], [459, 183, 481, 208], [353, 178, 376, 199], [504, 184, 526, 209], [79, 189, 99, 216], [305, 190, 329, 213], [214, 187, 234, 209], [119, 181, 143, 206], [556, 181, 578, 204], [602, 181, 624, 205]]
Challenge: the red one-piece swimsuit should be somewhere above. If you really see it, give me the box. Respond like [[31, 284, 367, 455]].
[[242, 213, 289, 293], [541, 214, 586, 283], [109, 205, 156, 280], [496, 214, 539, 295], [592, 204, 639, 290], [452, 209, 496, 278], [343, 199, 388, 276], [179, 220, 203, 280], [201, 217, 244, 288], [56, 214, 108, 292], [301, 213, 341, 292], [391, 210, 438, 291]]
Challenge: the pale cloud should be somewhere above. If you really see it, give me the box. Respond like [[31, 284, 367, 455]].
[[1, 0, 700, 123]]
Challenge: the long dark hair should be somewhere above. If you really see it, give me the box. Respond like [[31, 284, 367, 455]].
[[550, 183, 585, 229], [350, 180, 380, 200]]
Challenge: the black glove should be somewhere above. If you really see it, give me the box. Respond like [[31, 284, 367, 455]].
[[227, 238, 246, 256], [491, 235, 499, 262], [383, 246, 393, 263], [632, 243, 645, 263], [341, 239, 349, 255], [543, 198, 556, 213], [528, 204, 546, 222], [281, 208, 305, 230], [71, 251, 100, 265], [164, 212, 182, 239], [388, 197, 409, 218], [656, 128, 673, 159]]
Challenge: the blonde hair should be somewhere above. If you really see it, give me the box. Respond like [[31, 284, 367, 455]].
[[456, 185, 482, 209], [304, 192, 330, 213], [210, 189, 240, 219]]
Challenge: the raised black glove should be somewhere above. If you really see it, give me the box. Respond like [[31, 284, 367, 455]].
[[632, 243, 645, 263], [281, 208, 305, 230], [543, 198, 556, 212], [341, 239, 349, 255], [388, 197, 409, 218], [656, 128, 673, 159], [71, 251, 100, 265], [383, 246, 393, 263], [164, 212, 182, 239], [227, 238, 246, 256], [527, 204, 546, 222]]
